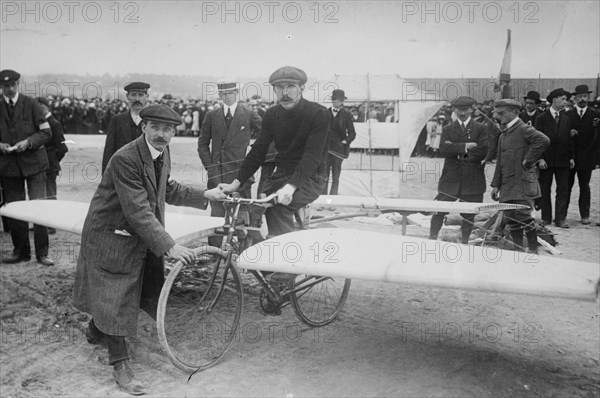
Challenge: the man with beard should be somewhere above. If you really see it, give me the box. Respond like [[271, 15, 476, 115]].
[[535, 88, 574, 228], [429, 96, 489, 244], [565, 84, 600, 225], [101, 82, 150, 173], [519, 91, 543, 126], [219, 66, 330, 236], [73, 104, 226, 394]]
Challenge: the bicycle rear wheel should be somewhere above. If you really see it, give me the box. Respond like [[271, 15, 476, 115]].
[[290, 275, 351, 327], [157, 246, 243, 373]]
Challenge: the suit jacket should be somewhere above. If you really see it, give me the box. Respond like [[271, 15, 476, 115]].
[[46, 115, 68, 173], [535, 109, 574, 168], [197, 102, 261, 188], [564, 107, 599, 170], [438, 119, 489, 196], [491, 119, 550, 202], [519, 109, 542, 127], [328, 107, 356, 159], [0, 94, 51, 177], [72, 135, 207, 337], [101, 111, 143, 173]]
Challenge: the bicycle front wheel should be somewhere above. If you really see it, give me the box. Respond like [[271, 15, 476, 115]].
[[157, 246, 243, 373], [290, 275, 351, 327]]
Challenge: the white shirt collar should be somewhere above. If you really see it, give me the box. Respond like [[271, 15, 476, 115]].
[[144, 135, 163, 160], [575, 105, 587, 115], [527, 110, 536, 116], [4, 92, 18, 104], [550, 107, 560, 117], [459, 117, 471, 127], [223, 102, 238, 116], [331, 107, 341, 115], [130, 111, 142, 125], [506, 116, 519, 129]]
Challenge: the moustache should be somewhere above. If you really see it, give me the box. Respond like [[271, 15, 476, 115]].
[[132, 101, 142, 106], [280, 96, 293, 102]]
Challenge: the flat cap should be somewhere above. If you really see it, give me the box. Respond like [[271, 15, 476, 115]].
[[546, 88, 571, 104], [451, 96, 476, 108], [217, 82, 239, 92], [139, 104, 182, 125], [493, 99, 522, 109], [0, 69, 20, 83], [269, 66, 307, 86], [124, 82, 150, 92]]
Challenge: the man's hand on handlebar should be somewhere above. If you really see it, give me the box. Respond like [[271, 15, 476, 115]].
[[204, 187, 228, 201], [276, 183, 297, 206], [218, 179, 241, 194], [166, 244, 196, 264]]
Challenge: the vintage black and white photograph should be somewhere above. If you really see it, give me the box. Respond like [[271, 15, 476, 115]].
[[1, 0, 599, 396]]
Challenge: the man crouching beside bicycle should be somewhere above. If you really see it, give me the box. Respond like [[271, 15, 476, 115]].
[[219, 66, 331, 286]]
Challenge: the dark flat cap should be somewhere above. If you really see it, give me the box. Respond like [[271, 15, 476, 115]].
[[124, 82, 150, 92], [139, 104, 182, 125], [269, 66, 307, 85], [573, 84, 592, 95], [217, 82, 238, 92], [451, 96, 476, 108], [0, 69, 20, 83], [332, 89, 347, 101], [493, 99, 522, 109], [523, 91, 541, 103], [546, 88, 571, 104]]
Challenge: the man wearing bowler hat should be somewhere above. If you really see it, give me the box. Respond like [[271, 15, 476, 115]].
[[102, 82, 151, 173], [219, 66, 330, 235], [0, 69, 54, 266], [535, 88, 574, 228], [323, 89, 356, 195], [519, 90, 543, 126], [565, 84, 600, 225], [491, 99, 549, 253], [429, 96, 489, 244], [73, 104, 226, 394], [197, 81, 261, 246]]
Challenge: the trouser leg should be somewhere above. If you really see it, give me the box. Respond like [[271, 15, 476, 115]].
[[538, 168, 553, 222], [330, 157, 343, 195], [208, 200, 226, 247], [554, 167, 570, 222], [577, 169, 592, 219], [139, 251, 164, 321], [26, 172, 49, 258], [1, 176, 30, 257]]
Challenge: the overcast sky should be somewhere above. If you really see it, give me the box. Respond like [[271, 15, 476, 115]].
[[1, 0, 598, 79]]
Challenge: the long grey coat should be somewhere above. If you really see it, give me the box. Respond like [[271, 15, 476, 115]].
[[491, 118, 550, 202], [72, 135, 206, 337]]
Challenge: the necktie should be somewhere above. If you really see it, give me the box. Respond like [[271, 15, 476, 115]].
[[154, 155, 163, 183], [8, 99, 15, 119], [554, 112, 560, 125], [461, 122, 466, 132], [580, 109, 584, 117], [225, 108, 232, 130]]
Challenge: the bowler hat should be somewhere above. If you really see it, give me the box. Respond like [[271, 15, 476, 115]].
[[269, 66, 307, 86], [0, 69, 20, 83], [572, 84, 592, 95], [546, 88, 571, 104], [124, 82, 150, 93], [451, 96, 476, 108], [332, 89, 347, 101], [523, 91, 541, 103], [140, 104, 182, 125], [493, 99, 522, 110]]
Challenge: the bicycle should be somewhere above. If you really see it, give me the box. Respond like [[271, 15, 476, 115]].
[[156, 194, 351, 373]]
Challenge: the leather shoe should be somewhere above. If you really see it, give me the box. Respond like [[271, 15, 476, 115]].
[[113, 360, 146, 395], [555, 221, 569, 229], [540, 220, 552, 227], [581, 218, 591, 225], [2, 253, 31, 264], [37, 256, 55, 266]]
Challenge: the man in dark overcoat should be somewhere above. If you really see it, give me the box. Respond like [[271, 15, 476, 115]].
[[0, 69, 54, 265], [535, 88, 574, 228], [519, 91, 543, 126], [323, 89, 356, 195], [197, 81, 261, 246], [429, 96, 489, 244], [565, 84, 600, 225], [72, 104, 225, 395], [101, 82, 151, 173], [491, 99, 550, 253]]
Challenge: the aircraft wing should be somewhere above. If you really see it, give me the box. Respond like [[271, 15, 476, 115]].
[[237, 228, 599, 302], [0, 200, 224, 245], [313, 195, 529, 213]]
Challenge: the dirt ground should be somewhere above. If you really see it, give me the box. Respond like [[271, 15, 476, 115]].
[[1, 135, 599, 397]]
